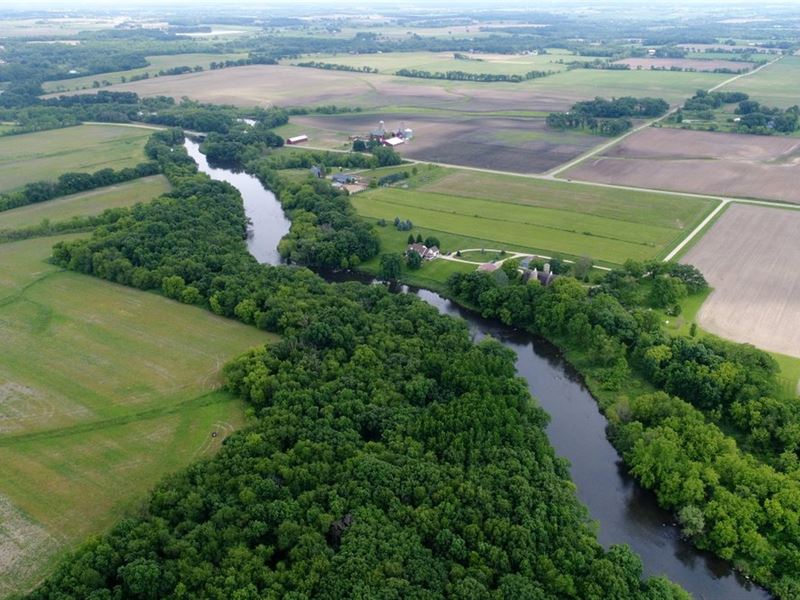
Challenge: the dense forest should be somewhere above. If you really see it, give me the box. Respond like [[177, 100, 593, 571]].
[[30, 128, 689, 600], [447, 261, 800, 598], [546, 96, 669, 134]]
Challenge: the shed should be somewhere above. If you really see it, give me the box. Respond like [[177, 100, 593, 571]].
[[287, 134, 308, 145], [383, 136, 404, 147]]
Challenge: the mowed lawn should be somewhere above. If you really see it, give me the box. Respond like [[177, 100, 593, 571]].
[[0, 175, 170, 230], [0, 125, 152, 193], [352, 172, 717, 264], [0, 235, 274, 596], [725, 55, 800, 108]]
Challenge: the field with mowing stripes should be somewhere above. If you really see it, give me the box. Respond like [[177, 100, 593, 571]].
[[0, 125, 152, 193], [0, 175, 171, 230], [0, 234, 274, 596], [352, 171, 717, 264]]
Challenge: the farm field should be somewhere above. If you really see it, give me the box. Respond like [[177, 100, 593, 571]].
[[0, 234, 274, 596], [611, 57, 753, 72], [351, 172, 716, 264], [725, 55, 800, 108], [286, 113, 606, 173], [0, 175, 170, 230], [62, 62, 728, 113], [284, 49, 574, 75], [0, 125, 152, 193], [564, 127, 800, 203], [682, 204, 800, 358], [43, 52, 250, 92]]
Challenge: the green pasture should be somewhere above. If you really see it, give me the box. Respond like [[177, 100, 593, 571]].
[[423, 170, 716, 231], [285, 49, 574, 76], [0, 234, 273, 595], [43, 52, 250, 92], [0, 175, 170, 229], [352, 185, 697, 264], [524, 68, 729, 105], [0, 125, 151, 193], [725, 56, 800, 108]]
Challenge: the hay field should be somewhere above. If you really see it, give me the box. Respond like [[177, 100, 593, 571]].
[[0, 125, 151, 193], [0, 175, 170, 230], [288, 113, 605, 173], [565, 128, 800, 203], [352, 173, 715, 264], [0, 235, 274, 595], [725, 56, 800, 108], [43, 52, 250, 92], [682, 204, 800, 358]]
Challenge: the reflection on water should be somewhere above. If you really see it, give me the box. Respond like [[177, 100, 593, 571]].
[[188, 144, 772, 600], [185, 139, 290, 265]]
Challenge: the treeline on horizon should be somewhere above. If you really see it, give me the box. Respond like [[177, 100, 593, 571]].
[[27, 126, 690, 600]]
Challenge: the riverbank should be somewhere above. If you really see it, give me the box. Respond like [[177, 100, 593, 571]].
[[189, 140, 773, 599]]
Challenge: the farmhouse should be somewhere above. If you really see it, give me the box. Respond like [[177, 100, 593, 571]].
[[406, 243, 440, 260], [286, 134, 308, 145]]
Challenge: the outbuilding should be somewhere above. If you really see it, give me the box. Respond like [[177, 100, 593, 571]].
[[287, 134, 308, 145]]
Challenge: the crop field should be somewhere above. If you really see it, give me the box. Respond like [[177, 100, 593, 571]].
[[286, 113, 606, 173], [682, 204, 800, 358], [0, 175, 170, 231], [284, 49, 574, 75], [351, 172, 716, 264], [611, 57, 753, 72], [0, 235, 273, 595], [0, 125, 152, 193], [66, 61, 727, 114], [43, 52, 250, 92], [725, 56, 800, 108], [565, 127, 800, 203]]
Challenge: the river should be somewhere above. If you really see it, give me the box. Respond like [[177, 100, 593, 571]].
[[187, 139, 771, 600]]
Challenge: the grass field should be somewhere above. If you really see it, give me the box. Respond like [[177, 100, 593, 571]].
[[43, 52, 250, 92], [351, 171, 717, 264], [0, 125, 152, 193], [0, 175, 170, 230], [0, 234, 274, 596], [285, 49, 574, 76], [522, 67, 729, 105], [726, 55, 800, 108]]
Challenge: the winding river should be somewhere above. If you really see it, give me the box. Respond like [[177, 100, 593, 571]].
[[186, 139, 771, 600]]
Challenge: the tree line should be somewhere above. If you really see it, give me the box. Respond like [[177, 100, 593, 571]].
[[395, 68, 553, 83], [547, 96, 669, 135], [32, 126, 688, 600]]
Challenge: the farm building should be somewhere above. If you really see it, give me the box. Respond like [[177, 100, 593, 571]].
[[286, 134, 308, 145], [368, 120, 414, 145], [406, 243, 440, 260], [332, 173, 357, 185]]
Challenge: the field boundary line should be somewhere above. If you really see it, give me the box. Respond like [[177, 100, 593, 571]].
[[545, 55, 784, 178]]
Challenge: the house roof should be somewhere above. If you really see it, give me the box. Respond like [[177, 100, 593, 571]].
[[384, 137, 404, 146], [478, 263, 499, 272]]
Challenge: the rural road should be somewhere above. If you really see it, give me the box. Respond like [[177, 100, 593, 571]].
[[93, 54, 796, 267]]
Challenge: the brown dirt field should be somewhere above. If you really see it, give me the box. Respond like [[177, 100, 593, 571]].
[[290, 113, 606, 174], [567, 128, 800, 203], [682, 204, 800, 358], [45, 65, 581, 113], [613, 58, 753, 72]]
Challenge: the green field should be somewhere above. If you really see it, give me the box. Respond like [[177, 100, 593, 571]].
[[0, 175, 170, 230], [43, 52, 250, 92], [0, 125, 152, 193], [285, 49, 574, 76], [0, 234, 274, 596], [524, 68, 729, 105], [351, 170, 717, 265], [725, 55, 800, 108]]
